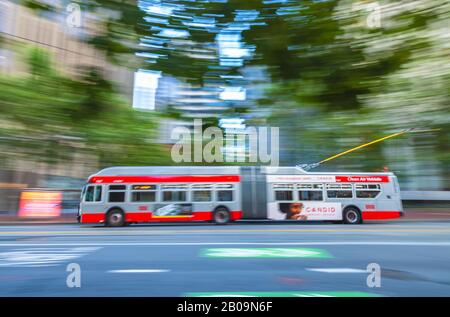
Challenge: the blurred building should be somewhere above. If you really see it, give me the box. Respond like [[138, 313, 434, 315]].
[[0, 0, 134, 100], [0, 0, 136, 198]]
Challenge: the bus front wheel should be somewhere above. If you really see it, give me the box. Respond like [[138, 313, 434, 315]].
[[343, 207, 362, 224], [213, 207, 231, 225], [106, 209, 125, 227]]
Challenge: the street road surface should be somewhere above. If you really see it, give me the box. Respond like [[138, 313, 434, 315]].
[[0, 221, 449, 296]]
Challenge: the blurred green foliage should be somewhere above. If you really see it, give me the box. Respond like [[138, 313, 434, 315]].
[[0, 47, 170, 168]]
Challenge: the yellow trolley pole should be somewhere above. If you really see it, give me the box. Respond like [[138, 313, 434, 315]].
[[297, 128, 440, 171]]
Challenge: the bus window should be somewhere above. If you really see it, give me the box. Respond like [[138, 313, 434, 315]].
[[356, 184, 381, 198], [131, 184, 157, 202], [298, 184, 323, 201], [275, 191, 293, 201], [109, 185, 126, 190], [217, 190, 233, 202], [85, 185, 102, 202], [273, 183, 293, 201], [162, 184, 187, 202], [108, 185, 126, 203], [85, 186, 95, 202], [163, 192, 187, 202], [191, 184, 212, 202], [94, 186, 102, 202], [193, 191, 212, 202], [81, 185, 86, 200], [326, 184, 353, 198], [216, 184, 234, 202], [132, 192, 156, 202], [393, 177, 399, 193]]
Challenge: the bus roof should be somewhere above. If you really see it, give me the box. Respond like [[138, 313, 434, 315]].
[[92, 166, 394, 177], [261, 166, 394, 176], [93, 166, 241, 176]]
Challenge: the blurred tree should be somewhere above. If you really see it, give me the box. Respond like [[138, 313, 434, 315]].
[[0, 47, 170, 169], [20, 0, 145, 65], [240, 0, 449, 181]]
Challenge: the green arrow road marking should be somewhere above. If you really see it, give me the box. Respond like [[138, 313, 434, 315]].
[[200, 248, 333, 258], [185, 291, 381, 297]]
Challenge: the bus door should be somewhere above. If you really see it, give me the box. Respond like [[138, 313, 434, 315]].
[[79, 184, 104, 221]]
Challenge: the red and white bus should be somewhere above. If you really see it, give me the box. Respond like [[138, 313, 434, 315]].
[[78, 166, 403, 226]]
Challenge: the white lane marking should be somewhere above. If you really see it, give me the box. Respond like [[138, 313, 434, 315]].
[[0, 242, 449, 247], [0, 247, 101, 267], [107, 269, 170, 273], [307, 268, 367, 273], [294, 294, 333, 297]]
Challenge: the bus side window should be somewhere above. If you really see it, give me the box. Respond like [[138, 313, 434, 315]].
[[326, 184, 353, 198], [217, 190, 233, 202], [131, 184, 157, 202], [355, 184, 381, 198], [85, 185, 102, 202], [162, 184, 188, 202], [94, 186, 102, 202], [192, 184, 212, 202], [163, 191, 187, 202], [275, 191, 293, 201], [108, 185, 126, 203], [216, 184, 234, 202], [299, 191, 323, 200], [273, 183, 294, 201], [298, 184, 323, 201]]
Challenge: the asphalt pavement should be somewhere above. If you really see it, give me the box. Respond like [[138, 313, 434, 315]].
[[0, 221, 450, 296]]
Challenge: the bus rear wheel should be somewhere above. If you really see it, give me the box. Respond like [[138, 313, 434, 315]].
[[213, 207, 231, 225], [343, 207, 362, 224], [106, 209, 125, 227]]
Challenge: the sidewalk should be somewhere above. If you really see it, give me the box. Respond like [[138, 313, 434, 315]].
[[0, 208, 449, 225], [395, 208, 450, 221], [0, 214, 78, 225]]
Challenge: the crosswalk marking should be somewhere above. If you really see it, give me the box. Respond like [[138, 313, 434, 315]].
[[107, 269, 170, 273], [0, 247, 100, 267], [307, 268, 367, 273]]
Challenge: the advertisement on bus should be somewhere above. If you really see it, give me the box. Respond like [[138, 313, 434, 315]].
[[267, 201, 342, 221], [153, 203, 193, 216]]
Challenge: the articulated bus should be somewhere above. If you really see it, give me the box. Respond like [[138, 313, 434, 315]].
[[78, 166, 403, 226]]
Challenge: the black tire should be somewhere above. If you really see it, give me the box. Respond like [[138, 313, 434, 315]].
[[106, 208, 125, 227], [213, 207, 231, 225], [343, 207, 362, 224]]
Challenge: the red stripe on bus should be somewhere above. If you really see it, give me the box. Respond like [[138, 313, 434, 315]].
[[89, 175, 241, 184], [80, 211, 243, 224], [362, 211, 402, 220], [81, 213, 105, 223], [126, 213, 152, 222], [336, 176, 389, 183], [230, 211, 243, 220]]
